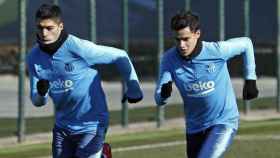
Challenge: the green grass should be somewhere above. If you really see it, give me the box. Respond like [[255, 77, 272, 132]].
[[107, 128, 185, 148], [237, 97, 277, 110], [0, 119, 280, 158], [238, 119, 280, 135], [0, 143, 51, 158], [226, 140, 280, 158], [113, 140, 280, 158], [0, 97, 277, 138], [0, 117, 55, 137], [113, 145, 186, 158]]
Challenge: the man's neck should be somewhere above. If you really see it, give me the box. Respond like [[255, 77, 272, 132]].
[[37, 30, 68, 55], [181, 39, 202, 60]]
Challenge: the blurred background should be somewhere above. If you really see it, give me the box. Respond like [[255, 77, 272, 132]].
[[0, 1, 280, 157], [0, 0, 277, 76]]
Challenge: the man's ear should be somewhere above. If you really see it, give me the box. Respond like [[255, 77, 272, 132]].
[[59, 22, 64, 30], [195, 29, 201, 38]]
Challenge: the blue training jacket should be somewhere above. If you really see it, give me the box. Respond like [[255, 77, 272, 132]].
[[26, 34, 143, 134], [154, 37, 257, 134]]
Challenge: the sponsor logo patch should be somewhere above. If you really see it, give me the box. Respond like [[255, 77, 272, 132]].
[[185, 80, 215, 97], [50, 79, 74, 93]]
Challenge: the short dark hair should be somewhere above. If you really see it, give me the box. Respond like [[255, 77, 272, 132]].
[[171, 10, 200, 32], [35, 4, 62, 22]]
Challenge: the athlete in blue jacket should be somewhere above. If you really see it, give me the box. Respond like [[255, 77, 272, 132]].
[[26, 4, 143, 158], [154, 11, 258, 158]]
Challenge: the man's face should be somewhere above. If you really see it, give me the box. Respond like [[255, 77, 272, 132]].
[[174, 27, 200, 57], [36, 19, 63, 44]]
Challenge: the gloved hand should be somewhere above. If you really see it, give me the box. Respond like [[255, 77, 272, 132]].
[[37, 79, 49, 96], [121, 94, 143, 104], [243, 80, 258, 100], [122, 80, 143, 103], [161, 81, 172, 98]]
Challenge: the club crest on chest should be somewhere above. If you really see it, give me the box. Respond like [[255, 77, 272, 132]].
[[65, 63, 74, 72], [207, 63, 215, 73]]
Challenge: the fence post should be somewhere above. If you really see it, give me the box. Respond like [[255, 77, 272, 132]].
[[219, 0, 225, 41], [185, 0, 191, 11], [17, 0, 27, 143], [277, 0, 280, 112], [53, 0, 59, 5], [121, 0, 129, 128], [243, 0, 251, 115], [156, 0, 165, 128], [89, 0, 96, 43]]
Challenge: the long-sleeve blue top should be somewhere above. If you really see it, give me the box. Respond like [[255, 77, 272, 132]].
[[26, 34, 143, 134], [155, 37, 257, 134]]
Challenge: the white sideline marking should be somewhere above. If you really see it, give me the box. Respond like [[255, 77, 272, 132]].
[[235, 135, 280, 141], [112, 135, 280, 152]]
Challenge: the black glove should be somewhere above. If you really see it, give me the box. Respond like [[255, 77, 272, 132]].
[[161, 81, 172, 98], [121, 94, 143, 104], [243, 80, 259, 100], [37, 79, 49, 96]]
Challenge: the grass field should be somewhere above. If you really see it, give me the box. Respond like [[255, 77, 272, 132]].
[[0, 97, 279, 157], [0, 118, 280, 158], [0, 97, 277, 138]]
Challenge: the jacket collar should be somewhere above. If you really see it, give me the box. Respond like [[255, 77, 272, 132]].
[[37, 29, 68, 55], [178, 38, 202, 60]]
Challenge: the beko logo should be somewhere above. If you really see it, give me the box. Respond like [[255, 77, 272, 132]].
[[50, 79, 74, 93], [185, 81, 215, 91], [185, 81, 215, 97]]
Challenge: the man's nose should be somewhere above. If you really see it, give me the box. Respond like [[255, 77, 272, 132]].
[[179, 40, 185, 47], [42, 29, 48, 37]]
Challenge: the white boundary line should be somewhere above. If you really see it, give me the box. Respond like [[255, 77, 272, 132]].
[[235, 135, 280, 141]]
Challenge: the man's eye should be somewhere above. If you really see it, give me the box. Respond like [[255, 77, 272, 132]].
[[176, 38, 189, 42], [46, 27, 54, 30], [37, 26, 54, 31]]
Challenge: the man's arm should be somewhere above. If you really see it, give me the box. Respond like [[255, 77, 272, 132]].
[[218, 37, 256, 80], [218, 37, 258, 99], [154, 55, 173, 105], [29, 76, 49, 106], [26, 54, 49, 107], [70, 37, 143, 102]]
